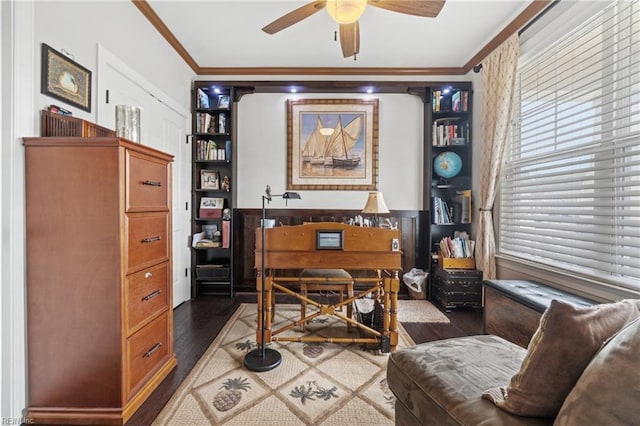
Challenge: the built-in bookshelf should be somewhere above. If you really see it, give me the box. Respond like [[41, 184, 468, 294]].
[[424, 84, 473, 280], [191, 82, 234, 297]]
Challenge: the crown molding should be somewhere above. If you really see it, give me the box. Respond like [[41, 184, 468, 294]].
[[134, 0, 554, 76], [196, 66, 466, 76]]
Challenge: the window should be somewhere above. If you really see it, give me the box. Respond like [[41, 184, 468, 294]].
[[500, 1, 640, 291]]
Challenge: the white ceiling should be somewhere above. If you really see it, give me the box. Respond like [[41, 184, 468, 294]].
[[147, 0, 533, 71]]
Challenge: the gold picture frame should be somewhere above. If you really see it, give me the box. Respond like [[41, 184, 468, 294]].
[[287, 98, 379, 191], [41, 44, 92, 112]]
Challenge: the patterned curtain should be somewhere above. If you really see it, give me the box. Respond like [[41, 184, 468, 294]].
[[475, 33, 520, 279]]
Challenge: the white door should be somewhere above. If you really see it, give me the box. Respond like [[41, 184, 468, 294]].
[[97, 47, 191, 307]]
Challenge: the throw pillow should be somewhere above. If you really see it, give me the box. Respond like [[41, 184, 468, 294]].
[[554, 318, 640, 425], [482, 299, 640, 417]]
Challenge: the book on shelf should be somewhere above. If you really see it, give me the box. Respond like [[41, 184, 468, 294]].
[[222, 219, 230, 249], [432, 90, 441, 112], [432, 118, 470, 146], [452, 91, 461, 112], [455, 189, 472, 223], [197, 140, 228, 161], [433, 196, 453, 224], [196, 113, 217, 133], [217, 95, 230, 109], [432, 90, 469, 113], [197, 88, 209, 109], [48, 104, 72, 116], [461, 91, 469, 112], [438, 234, 475, 259], [218, 113, 227, 134]]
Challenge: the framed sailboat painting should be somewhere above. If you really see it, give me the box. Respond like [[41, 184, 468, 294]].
[[287, 98, 379, 190]]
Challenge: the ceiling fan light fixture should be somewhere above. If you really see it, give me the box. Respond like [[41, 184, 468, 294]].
[[327, 0, 367, 24]]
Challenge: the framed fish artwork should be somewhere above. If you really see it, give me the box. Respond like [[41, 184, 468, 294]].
[[41, 43, 92, 112]]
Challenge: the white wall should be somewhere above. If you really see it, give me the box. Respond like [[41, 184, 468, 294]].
[[236, 93, 425, 210], [1, 0, 194, 419], [34, 0, 194, 122]]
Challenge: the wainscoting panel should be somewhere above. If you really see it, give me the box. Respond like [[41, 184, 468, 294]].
[[232, 209, 424, 294]]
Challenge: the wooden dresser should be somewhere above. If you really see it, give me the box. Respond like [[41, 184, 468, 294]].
[[23, 137, 177, 425]]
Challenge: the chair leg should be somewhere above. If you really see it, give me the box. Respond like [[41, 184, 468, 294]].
[[300, 283, 307, 332], [346, 283, 354, 331]]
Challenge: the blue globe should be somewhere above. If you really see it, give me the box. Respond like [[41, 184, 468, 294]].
[[433, 152, 463, 179]]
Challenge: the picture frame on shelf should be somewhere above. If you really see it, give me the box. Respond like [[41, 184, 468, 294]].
[[217, 95, 230, 109], [287, 98, 379, 191], [41, 43, 92, 112], [200, 169, 219, 189], [316, 230, 344, 250], [200, 197, 224, 209]]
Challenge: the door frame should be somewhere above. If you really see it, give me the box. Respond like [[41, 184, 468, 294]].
[[96, 45, 192, 307]]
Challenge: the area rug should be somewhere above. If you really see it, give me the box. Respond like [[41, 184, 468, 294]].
[[397, 299, 450, 323], [153, 303, 417, 425]]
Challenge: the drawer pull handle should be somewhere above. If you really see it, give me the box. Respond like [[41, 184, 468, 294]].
[[145, 272, 153, 278], [142, 236, 161, 244], [143, 180, 162, 187], [142, 290, 162, 301], [143, 342, 162, 358]]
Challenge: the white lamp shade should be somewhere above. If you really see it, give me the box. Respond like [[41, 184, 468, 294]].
[[326, 0, 367, 24], [362, 191, 390, 214]]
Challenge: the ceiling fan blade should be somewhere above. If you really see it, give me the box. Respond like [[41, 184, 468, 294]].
[[368, 0, 445, 18], [339, 22, 360, 58], [262, 0, 327, 34]]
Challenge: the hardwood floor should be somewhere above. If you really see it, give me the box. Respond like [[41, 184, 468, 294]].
[[127, 294, 484, 425]]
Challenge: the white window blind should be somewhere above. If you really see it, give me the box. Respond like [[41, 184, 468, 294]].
[[500, 0, 640, 291]]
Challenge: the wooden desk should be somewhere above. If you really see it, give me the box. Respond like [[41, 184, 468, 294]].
[[254, 222, 402, 352]]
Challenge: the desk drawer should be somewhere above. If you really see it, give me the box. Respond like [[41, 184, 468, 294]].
[[126, 311, 170, 398], [126, 212, 169, 274], [126, 150, 169, 212], [125, 262, 169, 335]]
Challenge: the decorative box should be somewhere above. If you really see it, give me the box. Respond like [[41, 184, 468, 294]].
[[431, 267, 482, 312], [199, 208, 222, 219], [438, 255, 476, 270], [199, 197, 224, 218]]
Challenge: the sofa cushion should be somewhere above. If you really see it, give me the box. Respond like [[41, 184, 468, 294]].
[[387, 335, 552, 425], [554, 318, 640, 425], [483, 299, 640, 417]]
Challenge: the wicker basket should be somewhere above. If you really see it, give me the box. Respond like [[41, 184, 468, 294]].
[[40, 110, 115, 137]]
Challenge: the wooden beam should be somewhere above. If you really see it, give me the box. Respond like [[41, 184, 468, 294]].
[[131, 0, 200, 74]]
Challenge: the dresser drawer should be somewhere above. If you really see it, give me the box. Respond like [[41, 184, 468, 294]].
[[125, 262, 169, 335], [126, 212, 169, 274], [126, 150, 169, 212], [126, 311, 170, 398]]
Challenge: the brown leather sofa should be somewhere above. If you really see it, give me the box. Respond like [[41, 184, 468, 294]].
[[387, 297, 640, 425]]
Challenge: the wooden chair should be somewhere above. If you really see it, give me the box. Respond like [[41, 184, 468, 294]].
[[298, 269, 354, 331]]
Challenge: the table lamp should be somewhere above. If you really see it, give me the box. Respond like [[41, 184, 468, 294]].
[[362, 191, 389, 227]]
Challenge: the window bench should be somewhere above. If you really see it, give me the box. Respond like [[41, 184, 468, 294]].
[[483, 279, 598, 348]]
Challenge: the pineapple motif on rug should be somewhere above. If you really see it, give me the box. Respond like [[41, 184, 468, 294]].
[[153, 303, 415, 425]]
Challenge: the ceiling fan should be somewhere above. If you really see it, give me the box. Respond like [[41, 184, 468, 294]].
[[262, 0, 446, 59]]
